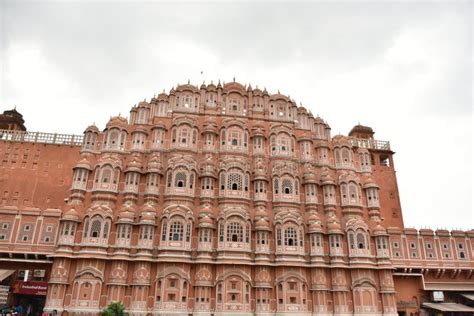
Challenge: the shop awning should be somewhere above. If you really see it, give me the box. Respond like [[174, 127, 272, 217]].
[[0, 270, 14, 282], [424, 282, 474, 291], [422, 302, 474, 312], [460, 293, 474, 301]]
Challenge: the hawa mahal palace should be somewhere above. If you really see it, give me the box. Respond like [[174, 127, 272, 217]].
[[0, 80, 473, 315]]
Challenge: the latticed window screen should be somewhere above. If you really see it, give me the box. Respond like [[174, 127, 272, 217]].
[[63, 223, 70, 236], [179, 127, 189, 144], [189, 173, 194, 189], [90, 219, 101, 238], [356, 232, 366, 249], [277, 228, 282, 245], [219, 222, 224, 242], [282, 178, 293, 194], [227, 173, 242, 190], [284, 227, 297, 246], [273, 178, 279, 194], [186, 223, 191, 242], [83, 218, 89, 238], [175, 172, 187, 188], [103, 221, 109, 238], [220, 173, 225, 190], [279, 137, 288, 152], [226, 222, 243, 242], [349, 184, 358, 202], [169, 221, 184, 241], [161, 220, 167, 241], [349, 233, 355, 249], [101, 168, 112, 183]]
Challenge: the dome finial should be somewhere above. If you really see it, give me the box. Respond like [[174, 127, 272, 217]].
[[233, 76, 235, 82], [187, 79, 190, 84]]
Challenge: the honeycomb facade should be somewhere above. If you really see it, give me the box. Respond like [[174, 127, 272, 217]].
[[0, 80, 473, 315]]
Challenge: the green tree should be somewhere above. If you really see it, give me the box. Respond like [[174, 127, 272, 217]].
[[101, 301, 127, 316]]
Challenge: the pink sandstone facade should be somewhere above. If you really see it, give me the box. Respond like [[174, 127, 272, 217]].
[[0, 80, 473, 316]]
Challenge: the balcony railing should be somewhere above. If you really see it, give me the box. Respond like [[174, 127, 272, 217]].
[[0, 129, 83, 146], [351, 138, 391, 151]]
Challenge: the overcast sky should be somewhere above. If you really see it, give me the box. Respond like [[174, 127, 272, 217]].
[[1, 0, 472, 229]]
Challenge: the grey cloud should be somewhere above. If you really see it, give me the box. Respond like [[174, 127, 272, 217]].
[[1, 0, 472, 228]]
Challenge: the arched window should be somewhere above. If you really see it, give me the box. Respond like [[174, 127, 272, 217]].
[[83, 218, 89, 238], [63, 223, 70, 236], [90, 219, 101, 238], [282, 178, 293, 194], [356, 232, 366, 249], [101, 167, 112, 184], [161, 220, 167, 241], [175, 172, 187, 188], [284, 227, 297, 246], [169, 221, 184, 241], [226, 222, 243, 242], [348, 183, 359, 203], [342, 148, 350, 163], [102, 220, 110, 239], [227, 173, 242, 191]]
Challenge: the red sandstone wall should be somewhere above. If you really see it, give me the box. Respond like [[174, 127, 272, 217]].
[[370, 152, 404, 228], [0, 141, 80, 209]]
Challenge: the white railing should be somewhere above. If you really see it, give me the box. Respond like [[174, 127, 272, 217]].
[[0, 129, 83, 145], [351, 138, 391, 150]]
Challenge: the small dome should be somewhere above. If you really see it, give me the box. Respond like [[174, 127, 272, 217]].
[[363, 178, 379, 189], [198, 214, 214, 229], [74, 157, 93, 171], [157, 92, 168, 101], [372, 224, 388, 236], [320, 170, 335, 185], [255, 218, 271, 231], [117, 203, 135, 223], [118, 208, 135, 223], [137, 100, 149, 108], [139, 203, 156, 223], [309, 221, 323, 233], [200, 82, 207, 89], [327, 220, 343, 234], [207, 82, 217, 91], [314, 116, 325, 124], [106, 116, 128, 130], [84, 124, 99, 133], [252, 87, 263, 95], [62, 208, 80, 222], [303, 172, 318, 184], [147, 154, 162, 174], [140, 211, 155, 222], [126, 157, 143, 172], [203, 121, 219, 135]]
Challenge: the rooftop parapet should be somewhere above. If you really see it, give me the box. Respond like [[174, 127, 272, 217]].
[[386, 227, 474, 238], [350, 137, 391, 151], [0, 129, 83, 146]]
